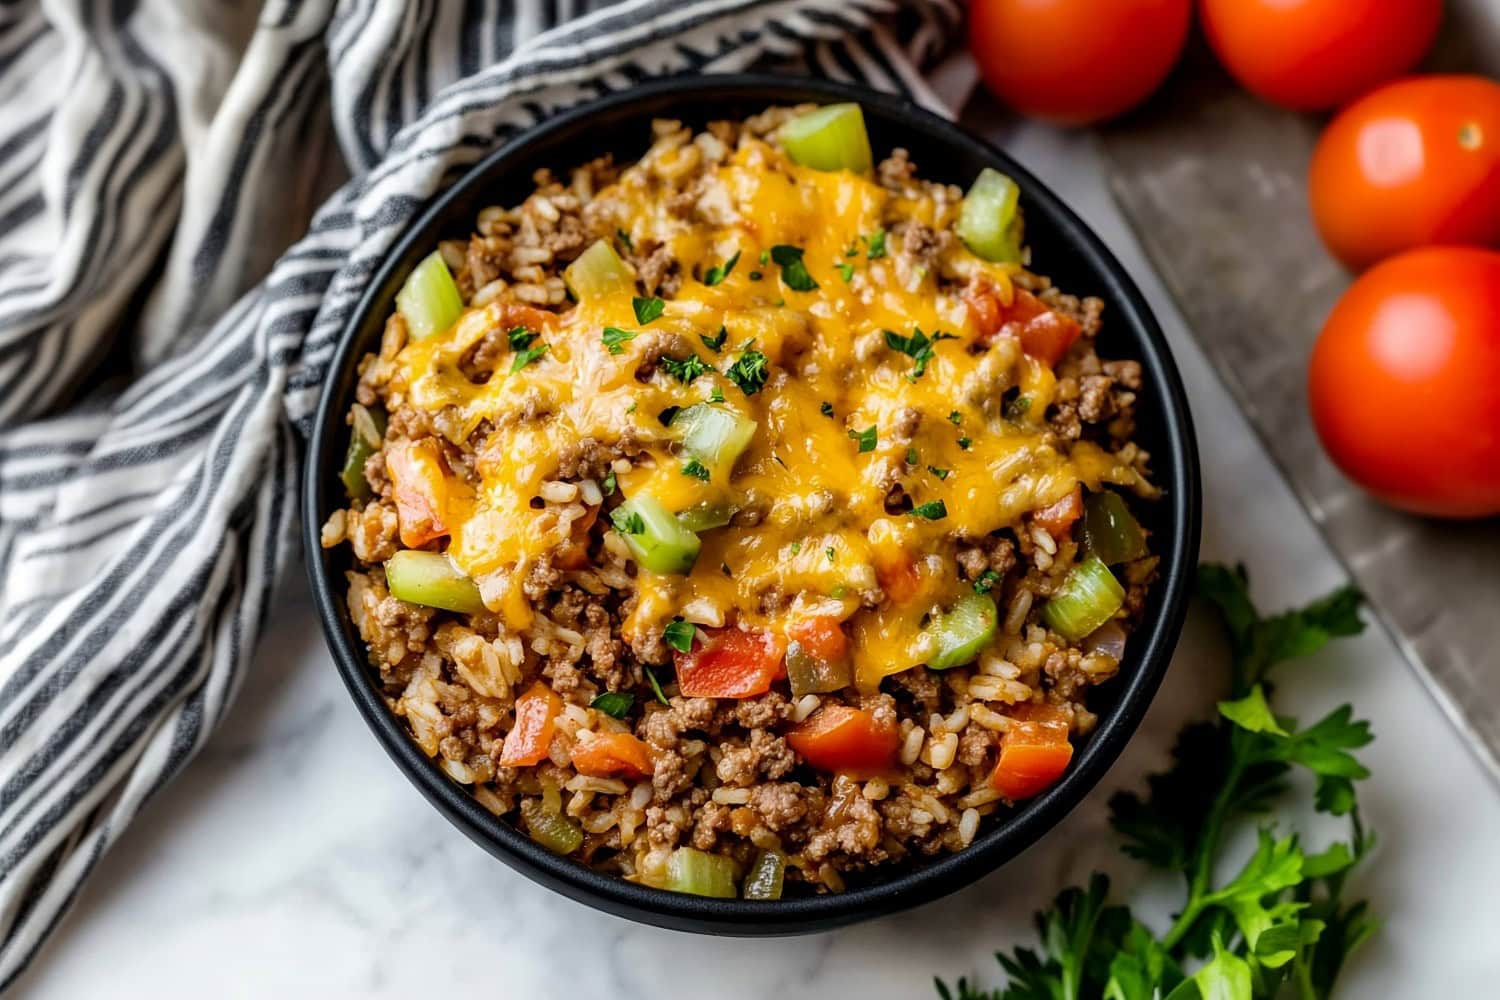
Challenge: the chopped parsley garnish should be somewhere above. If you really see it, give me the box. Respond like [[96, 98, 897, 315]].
[[725, 349, 769, 396], [601, 326, 636, 355], [625, 402, 637, 414], [661, 353, 710, 385], [884, 326, 958, 381], [820, 401, 834, 417], [865, 229, 887, 259], [790, 541, 801, 555], [509, 343, 549, 373], [973, 569, 1000, 594], [590, 692, 634, 718], [748, 270, 763, 281], [663, 618, 697, 654], [611, 507, 645, 535], [508, 326, 537, 350], [1005, 394, 1033, 420], [849, 426, 878, 453], [837, 262, 855, 283], [700, 325, 728, 352], [958, 436, 972, 450], [644, 665, 669, 706], [928, 465, 950, 480], [759, 249, 769, 266], [844, 242, 860, 258], [682, 458, 710, 481], [602, 470, 617, 495], [948, 410, 963, 425], [632, 296, 665, 325], [910, 500, 948, 520], [616, 227, 634, 253], [770, 244, 819, 292], [703, 250, 740, 287], [906, 447, 919, 465], [826, 546, 837, 563], [709, 384, 725, 403]]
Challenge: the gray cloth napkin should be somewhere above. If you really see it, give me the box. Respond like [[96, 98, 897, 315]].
[[0, 0, 960, 983]]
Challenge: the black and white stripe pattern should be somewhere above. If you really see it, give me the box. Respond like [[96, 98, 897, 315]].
[[0, 0, 961, 983]]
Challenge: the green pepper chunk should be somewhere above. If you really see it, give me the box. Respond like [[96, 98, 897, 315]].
[[665, 846, 738, 898], [396, 251, 464, 341], [780, 103, 873, 174], [565, 238, 635, 300], [742, 849, 787, 901], [385, 550, 485, 614], [672, 403, 758, 474], [924, 593, 999, 670], [1043, 556, 1125, 641], [521, 800, 583, 855], [611, 494, 701, 575], [1082, 491, 1148, 565], [956, 168, 1024, 263], [785, 640, 852, 698], [340, 404, 387, 501]]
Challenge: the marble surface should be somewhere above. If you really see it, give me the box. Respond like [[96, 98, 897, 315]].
[[15, 110, 1500, 999]]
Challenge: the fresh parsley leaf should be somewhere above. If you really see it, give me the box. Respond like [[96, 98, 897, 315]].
[[758, 249, 769, 266], [682, 458, 710, 481], [884, 326, 958, 380], [865, 229, 887, 259], [948, 410, 963, 425], [616, 227, 634, 253], [849, 425, 877, 453], [770, 244, 818, 291], [837, 262, 855, 283], [929, 465, 950, 480], [509, 343, 549, 373], [906, 447, 919, 465], [602, 470, 617, 496], [974, 569, 999, 594], [610, 507, 644, 535], [709, 384, 725, 403], [910, 500, 947, 520], [661, 353, 709, 385], [663, 618, 697, 654], [601, 326, 636, 354], [725, 349, 769, 395], [701, 325, 728, 352], [703, 250, 740, 287], [633, 295, 665, 325], [644, 664, 669, 706], [789, 541, 801, 555], [508, 326, 537, 350], [957, 436, 972, 450], [590, 691, 634, 719], [820, 401, 834, 417]]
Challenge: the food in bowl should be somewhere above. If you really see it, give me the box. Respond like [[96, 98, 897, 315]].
[[321, 103, 1160, 899]]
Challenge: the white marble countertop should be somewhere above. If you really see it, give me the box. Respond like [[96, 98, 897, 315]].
[[14, 106, 1500, 999]]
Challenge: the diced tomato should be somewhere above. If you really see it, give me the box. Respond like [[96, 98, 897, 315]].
[[963, 281, 1004, 340], [499, 681, 562, 767], [786, 705, 899, 774], [975, 288, 1082, 366], [498, 301, 560, 335], [989, 702, 1074, 799], [875, 552, 922, 605], [675, 628, 787, 699], [386, 439, 451, 548], [571, 732, 654, 779], [787, 616, 849, 664], [1033, 486, 1083, 541]]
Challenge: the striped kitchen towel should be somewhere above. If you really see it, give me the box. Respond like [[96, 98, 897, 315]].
[[0, 0, 962, 985]]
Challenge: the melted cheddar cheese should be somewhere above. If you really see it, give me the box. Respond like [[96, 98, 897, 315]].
[[391, 136, 1144, 685]]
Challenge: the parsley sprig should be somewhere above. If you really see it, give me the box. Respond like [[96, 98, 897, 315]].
[[885, 326, 958, 381], [938, 564, 1375, 1000]]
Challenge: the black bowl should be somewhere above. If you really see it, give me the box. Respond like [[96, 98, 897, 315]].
[[303, 74, 1201, 935]]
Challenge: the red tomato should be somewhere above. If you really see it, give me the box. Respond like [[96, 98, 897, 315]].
[[969, 0, 1191, 126], [1033, 486, 1083, 541], [974, 288, 1083, 366], [990, 703, 1074, 800], [786, 705, 899, 774], [1310, 76, 1500, 271], [571, 732, 654, 779], [1199, 0, 1442, 111], [875, 551, 922, 605], [787, 616, 849, 664], [386, 439, 450, 548], [675, 627, 786, 699], [1308, 247, 1500, 518], [499, 682, 562, 767]]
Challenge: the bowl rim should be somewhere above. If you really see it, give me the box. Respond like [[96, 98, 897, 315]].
[[302, 72, 1201, 935]]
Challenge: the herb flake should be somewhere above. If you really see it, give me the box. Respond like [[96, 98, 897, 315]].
[[601, 326, 636, 355], [663, 619, 697, 654], [884, 326, 958, 381], [725, 349, 769, 396], [682, 458, 710, 481], [661, 353, 710, 385], [590, 692, 634, 719], [632, 296, 665, 325], [700, 325, 728, 353], [909, 500, 948, 521], [849, 426, 878, 453], [509, 343, 549, 373], [770, 244, 818, 292], [703, 250, 741, 287]]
